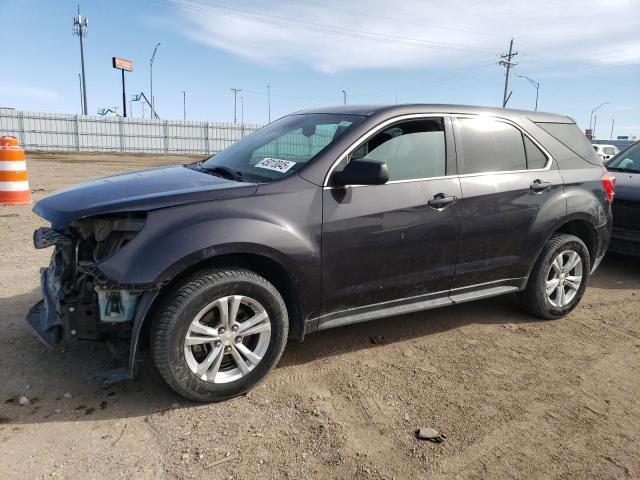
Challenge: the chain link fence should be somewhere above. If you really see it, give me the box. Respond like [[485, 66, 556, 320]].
[[0, 108, 262, 155]]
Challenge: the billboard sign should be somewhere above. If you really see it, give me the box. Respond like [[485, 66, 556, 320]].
[[112, 57, 133, 72]]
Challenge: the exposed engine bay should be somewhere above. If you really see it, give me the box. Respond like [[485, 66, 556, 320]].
[[27, 213, 154, 349]]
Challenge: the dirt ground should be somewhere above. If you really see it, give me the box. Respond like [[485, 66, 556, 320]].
[[1, 151, 639, 480]]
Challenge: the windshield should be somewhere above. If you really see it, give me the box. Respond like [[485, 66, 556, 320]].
[[201, 113, 365, 182], [607, 143, 640, 173]]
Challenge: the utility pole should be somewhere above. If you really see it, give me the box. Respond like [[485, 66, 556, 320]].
[[150, 43, 161, 118], [230, 88, 242, 123], [499, 38, 518, 108], [267, 85, 271, 123], [240, 96, 244, 125], [73, 6, 88, 115], [610, 118, 615, 140], [589, 102, 608, 131], [342, 90, 347, 105], [180, 90, 186, 121], [517, 75, 540, 111], [78, 73, 84, 113]]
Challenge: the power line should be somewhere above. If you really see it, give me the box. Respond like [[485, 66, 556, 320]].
[[292, 0, 512, 40], [349, 63, 497, 100], [145, 0, 498, 53], [237, 64, 498, 105]]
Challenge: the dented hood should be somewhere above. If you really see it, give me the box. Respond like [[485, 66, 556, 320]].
[[34, 165, 258, 229]]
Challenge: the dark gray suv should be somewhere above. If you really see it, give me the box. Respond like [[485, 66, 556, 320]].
[[27, 104, 613, 401]]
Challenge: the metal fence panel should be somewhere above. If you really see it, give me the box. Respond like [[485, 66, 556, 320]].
[[0, 108, 262, 155]]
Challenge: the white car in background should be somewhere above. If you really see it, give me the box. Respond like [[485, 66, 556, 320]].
[[593, 144, 620, 162]]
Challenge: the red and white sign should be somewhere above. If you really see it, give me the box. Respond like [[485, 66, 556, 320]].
[[112, 57, 133, 72]]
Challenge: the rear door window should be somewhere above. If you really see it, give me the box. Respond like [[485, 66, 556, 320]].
[[457, 118, 527, 174]]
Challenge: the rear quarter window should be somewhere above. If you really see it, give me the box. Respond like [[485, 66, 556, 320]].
[[536, 122, 601, 165]]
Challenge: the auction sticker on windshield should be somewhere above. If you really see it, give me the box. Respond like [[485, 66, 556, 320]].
[[255, 157, 296, 173]]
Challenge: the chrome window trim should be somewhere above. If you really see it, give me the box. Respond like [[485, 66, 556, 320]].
[[322, 112, 554, 188]]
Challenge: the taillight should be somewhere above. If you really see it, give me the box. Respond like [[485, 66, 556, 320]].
[[602, 171, 616, 203]]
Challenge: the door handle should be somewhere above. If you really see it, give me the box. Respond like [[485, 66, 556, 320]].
[[428, 193, 457, 209], [530, 179, 552, 192]]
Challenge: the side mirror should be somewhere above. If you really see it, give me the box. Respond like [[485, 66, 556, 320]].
[[331, 159, 389, 187]]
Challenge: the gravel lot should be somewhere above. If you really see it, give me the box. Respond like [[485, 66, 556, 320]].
[[1, 152, 639, 479]]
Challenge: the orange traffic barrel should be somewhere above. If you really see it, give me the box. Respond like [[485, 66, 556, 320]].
[[0, 136, 31, 205]]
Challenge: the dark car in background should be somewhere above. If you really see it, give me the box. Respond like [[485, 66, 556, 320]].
[[26, 104, 613, 402], [607, 141, 640, 256]]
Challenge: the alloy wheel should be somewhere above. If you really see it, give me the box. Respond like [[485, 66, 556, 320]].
[[546, 250, 583, 308], [183, 295, 271, 383]]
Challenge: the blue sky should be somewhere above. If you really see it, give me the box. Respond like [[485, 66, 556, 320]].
[[1, 0, 638, 139]]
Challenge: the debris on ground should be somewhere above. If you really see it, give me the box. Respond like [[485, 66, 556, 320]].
[[18, 396, 30, 406], [415, 427, 446, 443]]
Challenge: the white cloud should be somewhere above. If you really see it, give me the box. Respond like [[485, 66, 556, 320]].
[[169, 0, 640, 72]]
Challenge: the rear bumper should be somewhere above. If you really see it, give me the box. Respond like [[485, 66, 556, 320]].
[[608, 226, 640, 257]]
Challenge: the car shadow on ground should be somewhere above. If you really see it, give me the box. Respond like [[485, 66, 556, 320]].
[[589, 253, 640, 290], [280, 294, 531, 367], [1, 287, 536, 426], [5, 248, 634, 426]]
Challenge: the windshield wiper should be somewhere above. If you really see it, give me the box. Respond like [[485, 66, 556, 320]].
[[189, 162, 243, 181]]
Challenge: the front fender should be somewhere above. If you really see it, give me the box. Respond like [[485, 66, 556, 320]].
[[96, 175, 323, 313]]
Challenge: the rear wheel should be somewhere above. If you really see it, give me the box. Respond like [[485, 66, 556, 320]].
[[520, 234, 590, 319], [151, 268, 288, 402]]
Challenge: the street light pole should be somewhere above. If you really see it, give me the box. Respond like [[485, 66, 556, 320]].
[[267, 85, 271, 123], [230, 88, 242, 123], [241, 96, 244, 125], [150, 43, 161, 118], [589, 102, 609, 132], [610, 118, 615, 141], [180, 90, 186, 121], [517, 75, 540, 111], [342, 90, 346, 105]]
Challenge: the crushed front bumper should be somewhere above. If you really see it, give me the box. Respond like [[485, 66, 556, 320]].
[[26, 266, 63, 348]]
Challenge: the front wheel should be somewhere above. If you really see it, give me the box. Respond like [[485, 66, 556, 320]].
[[151, 268, 288, 402], [520, 234, 591, 320]]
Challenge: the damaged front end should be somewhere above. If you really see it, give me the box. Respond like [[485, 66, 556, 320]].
[[26, 213, 157, 368]]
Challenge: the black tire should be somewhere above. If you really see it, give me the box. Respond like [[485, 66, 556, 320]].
[[520, 234, 591, 320], [151, 268, 288, 402]]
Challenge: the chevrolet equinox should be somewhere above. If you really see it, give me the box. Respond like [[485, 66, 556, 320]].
[[27, 105, 614, 402]]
